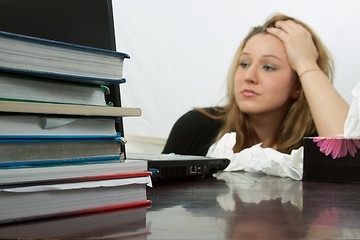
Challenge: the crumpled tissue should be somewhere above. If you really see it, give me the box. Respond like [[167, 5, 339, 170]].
[[206, 132, 303, 180], [207, 81, 360, 180]]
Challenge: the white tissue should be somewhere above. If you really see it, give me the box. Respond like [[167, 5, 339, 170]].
[[206, 82, 359, 180], [344, 80, 360, 138], [206, 132, 303, 180]]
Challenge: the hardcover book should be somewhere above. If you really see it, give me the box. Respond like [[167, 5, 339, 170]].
[[0, 30, 129, 85], [0, 159, 149, 188], [0, 174, 152, 224], [0, 135, 123, 165]]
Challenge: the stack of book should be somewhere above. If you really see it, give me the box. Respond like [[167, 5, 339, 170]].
[[0, 30, 151, 224]]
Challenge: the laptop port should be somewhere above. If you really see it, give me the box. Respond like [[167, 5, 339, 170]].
[[190, 165, 197, 174]]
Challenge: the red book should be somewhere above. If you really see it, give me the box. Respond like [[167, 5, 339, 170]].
[[0, 171, 152, 224]]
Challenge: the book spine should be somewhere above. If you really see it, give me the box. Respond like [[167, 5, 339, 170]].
[[0, 155, 124, 168]]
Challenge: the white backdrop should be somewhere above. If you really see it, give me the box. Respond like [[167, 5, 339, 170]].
[[113, 0, 360, 141]]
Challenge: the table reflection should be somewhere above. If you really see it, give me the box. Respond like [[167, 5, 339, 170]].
[[302, 180, 360, 239], [147, 172, 360, 240], [0, 206, 149, 239], [215, 172, 304, 239]]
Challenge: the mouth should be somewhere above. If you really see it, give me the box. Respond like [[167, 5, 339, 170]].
[[241, 89, 259, 97]]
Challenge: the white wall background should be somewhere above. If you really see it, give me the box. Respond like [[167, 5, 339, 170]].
[[113, 0, 360, 142]]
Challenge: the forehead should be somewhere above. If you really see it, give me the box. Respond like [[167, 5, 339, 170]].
[[242, 33, 287, 59]]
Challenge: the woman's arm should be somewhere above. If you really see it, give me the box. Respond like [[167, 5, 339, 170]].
[[267, 20, 349, 136]]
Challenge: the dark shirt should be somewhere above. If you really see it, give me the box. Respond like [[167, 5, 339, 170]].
[[163, 108, 318, 156], [162, 108, 223, 156]]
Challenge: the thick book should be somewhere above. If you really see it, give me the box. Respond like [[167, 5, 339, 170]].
[[0, 100, 141, 117], [0, 72, 111, 106], [0, 159, 149, 186], [0, 135, 123, 164], [0, 115, 119, 136], [0, 174, 152, 224], [0, 30, 129, 85], [0, 205, 150, 239]]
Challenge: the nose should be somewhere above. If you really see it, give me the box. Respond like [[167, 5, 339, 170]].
[[244, 65, 258, 84]]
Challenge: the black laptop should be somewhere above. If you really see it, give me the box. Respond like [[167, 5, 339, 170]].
[[126, 153, 230, 180]]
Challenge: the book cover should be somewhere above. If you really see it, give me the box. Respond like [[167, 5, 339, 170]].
[[0, 30, 129, 85], [0, 100, 141, 117]]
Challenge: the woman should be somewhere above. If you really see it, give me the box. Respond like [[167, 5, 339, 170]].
[[163, 14, 348, 156]]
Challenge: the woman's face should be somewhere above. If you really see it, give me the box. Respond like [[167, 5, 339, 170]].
[[234, 33, 299, 118]]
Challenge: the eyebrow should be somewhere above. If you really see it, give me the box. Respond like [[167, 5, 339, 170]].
[[240, 52, 284, 62]]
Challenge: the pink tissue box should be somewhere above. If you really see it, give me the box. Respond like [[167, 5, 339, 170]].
[[303, 137, 360, 183]]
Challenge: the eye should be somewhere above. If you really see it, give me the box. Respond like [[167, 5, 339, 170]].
[[263, 64, 276, 71], [240, 61, 250, 69]]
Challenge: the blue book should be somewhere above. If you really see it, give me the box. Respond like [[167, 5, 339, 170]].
[[0, 30, 129, 85], [0, 134, 124, 164]]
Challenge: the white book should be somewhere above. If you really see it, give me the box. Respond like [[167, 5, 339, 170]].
[[0, 72, 109, 106], [0, 115, 118, 136]]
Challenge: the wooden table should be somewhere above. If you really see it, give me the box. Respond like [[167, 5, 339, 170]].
[[1, 171, 360, 239]]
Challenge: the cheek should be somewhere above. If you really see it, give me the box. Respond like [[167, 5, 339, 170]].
[[266, 74, 296, 99]]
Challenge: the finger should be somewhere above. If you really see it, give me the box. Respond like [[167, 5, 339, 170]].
[[266, 27, 288, 41], [276, 20, 308, 36], [274, 21, 289, 33]]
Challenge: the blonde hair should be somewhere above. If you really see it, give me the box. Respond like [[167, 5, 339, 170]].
[[199, 14, 334, 154]]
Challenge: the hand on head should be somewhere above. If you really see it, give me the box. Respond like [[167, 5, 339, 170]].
[[266, 20, 320, 75]]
